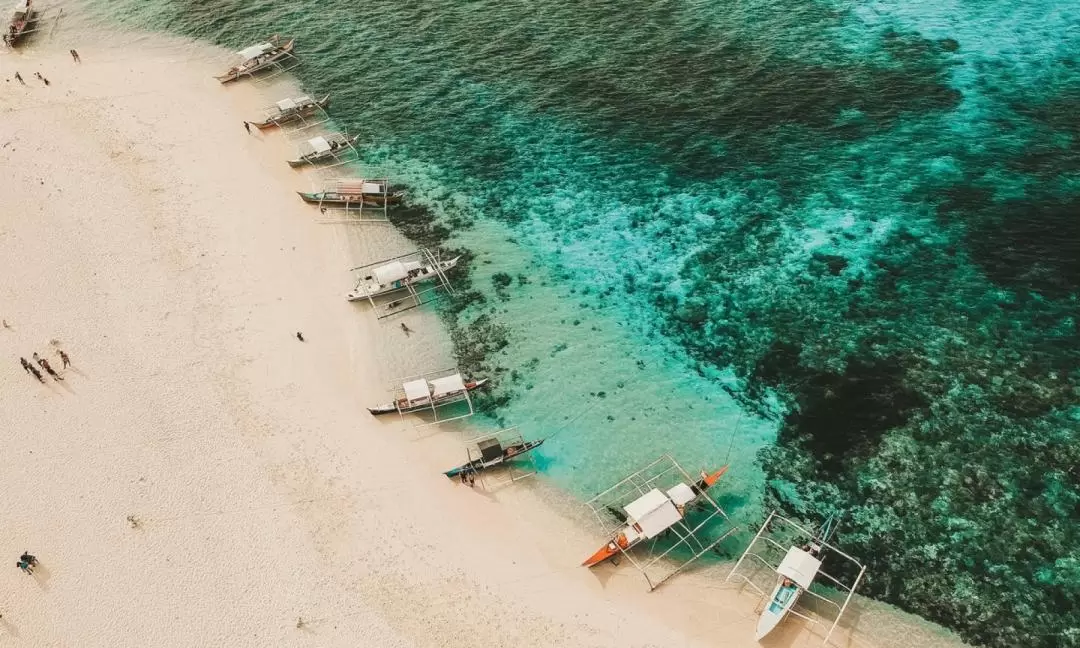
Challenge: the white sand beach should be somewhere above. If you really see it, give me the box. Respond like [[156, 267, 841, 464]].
[[0, 29, 969, 648]]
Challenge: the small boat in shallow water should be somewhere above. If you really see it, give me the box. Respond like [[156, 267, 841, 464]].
[[215, 37, 295, 83], [5, 0, 38, 47], [581, 466, 728, 567], [298, 179, 404, 208], [251, 94, 330, 129], [443, 438, 546, 478], [347, 256, 459, 302], [368, 375, 488, 415], [287, 133, 360, 167]]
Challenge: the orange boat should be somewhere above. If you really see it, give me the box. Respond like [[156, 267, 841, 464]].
[[582, 466, 728, 568]]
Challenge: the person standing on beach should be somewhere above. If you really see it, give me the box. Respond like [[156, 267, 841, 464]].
[[243, 121, 251, 134], [70, 49, 80, 63], [58, 349, 70, 368], [20, 357, 32, 374], [28, 364, 44, 383], [19, 553, 37, 567], [400, 323, 413, 336], [14, 71, 24, 85], [35, 353, 62, 380], [296, 332, 304, 342]]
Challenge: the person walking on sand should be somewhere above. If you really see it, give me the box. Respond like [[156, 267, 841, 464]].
[[400, 322, 412, 336], [14, 71, 24, 85], [58, 349, 70, 368], [35, 354, 63, 380], [19, 553, 37, 568], [20, 357, 32, 374], [28, 364, 44, 383], [243, 121, 251, 134], [296, 331, 304, 342], [70, 48, 80, 63]]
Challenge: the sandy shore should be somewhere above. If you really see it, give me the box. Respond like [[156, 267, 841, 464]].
[[0, 29, 968, 648]]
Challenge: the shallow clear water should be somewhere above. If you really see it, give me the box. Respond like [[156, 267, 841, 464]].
[[81, 1, 1080, 645]]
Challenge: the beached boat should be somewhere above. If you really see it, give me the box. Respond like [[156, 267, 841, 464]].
[[298, 179, 404, 208], [754, 515, 836, 640], [368, 375, 488, 415], [756, 547, 821, 639], [581, 466, 728, 567], [347, 255, 460, 302], [286, 133, 360, 167], [215, 37, 295, 83], [443, 438, 546, 478], [5, 0, 37, 47], [251, 94, 330, 129]]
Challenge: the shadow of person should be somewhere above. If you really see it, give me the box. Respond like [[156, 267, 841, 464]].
[[31, 562, 52, 591], [0, 613, 19, 638]]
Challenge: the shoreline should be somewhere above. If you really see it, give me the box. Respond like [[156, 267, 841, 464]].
[[0, 25, 967, 648]]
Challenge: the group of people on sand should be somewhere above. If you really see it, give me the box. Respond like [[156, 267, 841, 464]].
[[19, 348, 70, 383], [9, 48, 80, 87]]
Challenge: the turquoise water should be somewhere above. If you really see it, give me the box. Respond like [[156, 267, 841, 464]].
[[88, 1, 1079, 646]]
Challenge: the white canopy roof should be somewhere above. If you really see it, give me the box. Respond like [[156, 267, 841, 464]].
[[14, 0, 30, 12], [624, 489, 668, 522], [336, 179, 385, 195], [237, 42, 273, 60], [373, 261, 408, 285], [666, 482, 696, 506], [275, 97, 296, 111], [777, 547, 822, 590], [430, 374, 466, 398], [402, 379, 430, 403], [306, 136, 331, 154]]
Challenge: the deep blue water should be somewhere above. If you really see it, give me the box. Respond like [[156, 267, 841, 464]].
[[87, 1, 1080, 645]]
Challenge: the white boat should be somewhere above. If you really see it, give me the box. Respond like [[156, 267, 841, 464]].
[[368, 374, 487, 415], [287, 133, 359, 167], [347, 256, 460, 302], [215, 37, 295, 83], [755, 545, 823, 640]]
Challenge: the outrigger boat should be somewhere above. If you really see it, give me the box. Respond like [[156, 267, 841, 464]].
[[5, 0, 37, 47], [298, 179, 404, 209], [443, 438, 546, 478], [368, 374, 488, 415], [347, 255, 460, 302], [287, 133, 360, 167], [251, 94, 330, 129], [581, 466, 728, 567], [215, 37, 295, 83], [755, 515, 838, 640]]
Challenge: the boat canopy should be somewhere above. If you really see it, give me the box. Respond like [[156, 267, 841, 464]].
[[403, 379, 430, 403], [374, 261, 409, 285], [777, 547, 822, 590], [666, 482, 696, 506], [238, 42, 274, 60], [624, 489, 682, 539], [306, 136, 331, 154], [430, 374, 466, 399], [335, 179, 385, 195], [275, 97, 297, 111], [13, 0, 30, 13]]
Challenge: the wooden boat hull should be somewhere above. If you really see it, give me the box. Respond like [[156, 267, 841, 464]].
[[756, 580, 801, 639], [582, 464, 729, 568], [286, 134, 360, 167], [6, 9, 37, 47], [298, 189, 404, 208], [581, 533, 636, 567], [215, 39, 295, 84], [252, 94, 331, 129], [368, 378, 488, 415], [443, 439, 546, 478]]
